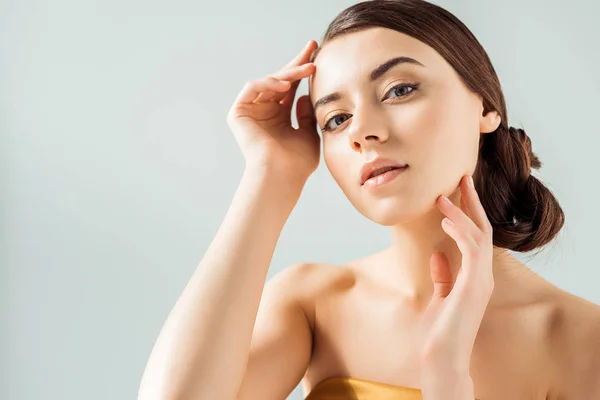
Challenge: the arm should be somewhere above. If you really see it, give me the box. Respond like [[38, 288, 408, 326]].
[[137, 166, 308, 400], [235, 261, 314, 400]]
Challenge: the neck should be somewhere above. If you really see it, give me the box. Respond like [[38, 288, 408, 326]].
[[376, 189, 531, 309]]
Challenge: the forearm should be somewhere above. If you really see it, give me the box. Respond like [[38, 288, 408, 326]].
[[421, 366, 475, 400], [138, 167, 303, 400]]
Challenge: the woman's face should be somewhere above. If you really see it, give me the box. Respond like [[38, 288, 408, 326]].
[[309, 27, 499, 226]]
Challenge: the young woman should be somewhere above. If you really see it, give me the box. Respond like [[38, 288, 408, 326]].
[[138, 1, 600, 399]]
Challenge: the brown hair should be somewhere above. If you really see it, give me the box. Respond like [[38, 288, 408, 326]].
[[310, 0, 564, 253]]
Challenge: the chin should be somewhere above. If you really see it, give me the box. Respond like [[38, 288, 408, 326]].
[[353, 196, 428, 226]]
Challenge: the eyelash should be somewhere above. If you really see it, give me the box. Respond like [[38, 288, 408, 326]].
[[319, 82, 420, 133]]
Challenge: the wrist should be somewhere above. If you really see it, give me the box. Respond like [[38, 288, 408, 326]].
[[246, 161, 306, 185], [241, 166, 305, 208]]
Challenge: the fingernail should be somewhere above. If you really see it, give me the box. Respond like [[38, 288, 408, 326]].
[[441, 195, 452, 204], [468, 175, 474, 188]]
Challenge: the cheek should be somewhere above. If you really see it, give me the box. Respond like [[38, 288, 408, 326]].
[[323, 144, 353, 187], [418, 95, 479, 170]]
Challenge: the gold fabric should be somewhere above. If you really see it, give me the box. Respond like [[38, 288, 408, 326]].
[[304, 377, 479, 400]]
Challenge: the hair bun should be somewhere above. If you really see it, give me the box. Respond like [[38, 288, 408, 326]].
[[476, 125, 565, 252], [508, 126, 542, 174]]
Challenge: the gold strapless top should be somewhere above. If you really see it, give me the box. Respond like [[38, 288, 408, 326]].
[[304, 377, 480, 400]]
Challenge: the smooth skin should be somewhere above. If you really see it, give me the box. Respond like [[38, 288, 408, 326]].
[[421, 176, 495, 371], [227, 40, 320, 183], [418, 176, 494, 399], [138, 32, 600, 400], [304, 26, 600, 399], [137, 40, 320, 400]]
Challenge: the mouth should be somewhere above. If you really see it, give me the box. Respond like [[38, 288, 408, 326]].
[[362, 165, 408, 188], [362, 165, 408, 185]]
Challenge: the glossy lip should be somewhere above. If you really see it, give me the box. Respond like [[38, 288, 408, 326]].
[[363, 166, 407, 190], [360, 157, 408, 186]]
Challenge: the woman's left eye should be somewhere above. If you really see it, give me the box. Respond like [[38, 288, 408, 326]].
[[385, 83, 419, 100]]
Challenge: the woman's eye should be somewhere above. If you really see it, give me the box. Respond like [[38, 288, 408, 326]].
[[321, 114, 350, 132], [320, 83, 419, 133], [387, 83, 416, 99]]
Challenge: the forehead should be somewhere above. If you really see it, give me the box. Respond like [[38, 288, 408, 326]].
[[309, 27, 446, 99]]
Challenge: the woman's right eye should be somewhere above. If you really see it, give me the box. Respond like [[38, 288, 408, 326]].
[[321, 113, 351, 132]]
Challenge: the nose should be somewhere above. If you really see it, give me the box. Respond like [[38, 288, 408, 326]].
[[347, 106, 390, 152]]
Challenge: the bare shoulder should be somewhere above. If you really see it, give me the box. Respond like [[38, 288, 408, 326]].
[[271, 261, 355, 330], [545, 288, 600, 398]]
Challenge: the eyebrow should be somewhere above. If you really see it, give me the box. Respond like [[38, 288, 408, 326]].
[[312, 56, 426, 112]]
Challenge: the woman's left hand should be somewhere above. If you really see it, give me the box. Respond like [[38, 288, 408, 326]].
[[417, 174, 495, 374]]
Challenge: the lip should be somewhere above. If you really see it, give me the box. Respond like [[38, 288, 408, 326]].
[[363, 166, 407, 189], [360, 157, 408, 186]]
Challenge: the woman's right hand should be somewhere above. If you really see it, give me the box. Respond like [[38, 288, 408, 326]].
[[227, 40, 320, 188]]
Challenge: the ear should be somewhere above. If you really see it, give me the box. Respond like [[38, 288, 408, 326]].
[[480, 108, 501, 134]]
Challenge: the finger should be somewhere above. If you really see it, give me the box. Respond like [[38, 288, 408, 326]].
[[282, 40, 318, 70], [273, 62, 315, 104], [272, 62, 315, 82], [430, 251, 455, 299], [276, 38, 317, 104], [253, 79, 291, 103], [296, 95, 317, 131], [437, 194, 479, 237], [251, 40, 315, 106], [461, 175, 493, 234], [440, 217, 478, 260], [459, 177, 474, 220], [279, 67, 314, 108], [234, 77, 291, 105], [255, 63, 315, 103]]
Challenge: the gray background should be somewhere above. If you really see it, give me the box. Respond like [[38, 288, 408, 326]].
[[2, 0, 599, 399]]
